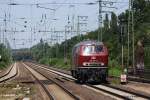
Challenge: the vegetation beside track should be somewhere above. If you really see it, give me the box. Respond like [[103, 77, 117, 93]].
[[40, 58, 71, 70], [0, 44, 12, 69]]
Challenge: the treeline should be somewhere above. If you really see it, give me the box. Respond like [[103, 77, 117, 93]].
[[30, 0, 150, 69], [0, 44, 12, 69], [12, 49, 32, 61]]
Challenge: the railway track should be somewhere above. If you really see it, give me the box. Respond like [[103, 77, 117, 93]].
[[23, 62, 79, 100], [85, 84, 149, 100], [109, 75, 150, 84], [0, 63, 18, 83], [23, 63, 54, 100], [0, 64, 14, 78], [127, 76, 150, 83], [26, 62, 75, 80], [26, 62, 150, 100], [30, 61, 150, 84]]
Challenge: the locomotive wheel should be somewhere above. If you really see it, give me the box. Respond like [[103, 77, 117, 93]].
[[76, 73, 87, 84], [75, 74, 82, 83], [76, 77, 83, 84], [81, 74, 87, 83]]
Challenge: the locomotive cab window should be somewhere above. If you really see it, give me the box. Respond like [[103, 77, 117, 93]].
[[82, 45, 103, 55], [95, 45, 103, 52]]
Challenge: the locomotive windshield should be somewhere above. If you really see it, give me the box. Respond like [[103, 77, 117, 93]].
[[82, 45, 103, 55]]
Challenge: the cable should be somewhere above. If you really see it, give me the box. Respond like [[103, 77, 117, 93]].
[[54, 0, 68, 11]]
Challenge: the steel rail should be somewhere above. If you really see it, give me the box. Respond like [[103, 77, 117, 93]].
[[0, 64, 14, 78], [22, 63, 54, 100], [23, 63, 79, 100], [26, 62, 74, 81], [0, 63, 18, 83], [102, 84, 150, 99], [87, 84, 131, 100]]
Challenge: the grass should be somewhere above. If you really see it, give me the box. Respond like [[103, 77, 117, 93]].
[[55, 59, 71, 70], [0, 61, 9, 69], [109, 66, 122, 77], [49, 58, 71, 70]]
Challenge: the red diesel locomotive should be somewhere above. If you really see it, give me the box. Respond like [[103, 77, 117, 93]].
[[71, 40, 108, 82]]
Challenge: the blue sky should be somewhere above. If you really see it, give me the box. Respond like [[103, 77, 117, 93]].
[[0, 0, 128, 49]]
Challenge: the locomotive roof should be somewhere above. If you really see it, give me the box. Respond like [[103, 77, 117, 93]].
[[74, 40, 104, 47]]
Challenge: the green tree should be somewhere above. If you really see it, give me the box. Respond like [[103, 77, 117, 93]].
[[103, 13, 109, 31], [133, 0, 150, 27], [110, 12, 118, 34]]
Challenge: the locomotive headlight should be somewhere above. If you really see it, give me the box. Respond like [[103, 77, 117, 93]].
[[83, 62, 88, 66], [101, 63, 104, 66], [83, 62, 86, 66]]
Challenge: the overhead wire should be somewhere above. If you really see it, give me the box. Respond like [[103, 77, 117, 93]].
[[0, 0, 129, 48], [0, 1, 128, 6]]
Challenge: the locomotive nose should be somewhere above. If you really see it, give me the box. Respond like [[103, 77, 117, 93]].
[[91, 56, 96, 60], [90, 56, 98, 62]]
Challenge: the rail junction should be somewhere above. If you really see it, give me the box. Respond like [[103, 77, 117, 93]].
[[0, 62, 150, 100]]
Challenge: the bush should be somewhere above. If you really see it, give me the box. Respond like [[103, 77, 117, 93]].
[[108, 59, 122, 77], [39, 57, 49, 65], [49, 58, 71, 70], [109, 67, 122, 77], [49, 58, 58, 66]]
